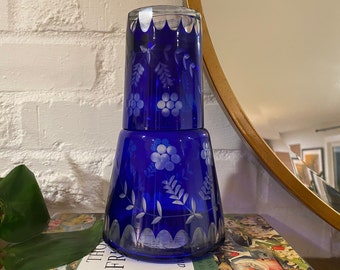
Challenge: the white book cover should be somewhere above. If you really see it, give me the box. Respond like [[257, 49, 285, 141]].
[[53, 241, 195, 270]]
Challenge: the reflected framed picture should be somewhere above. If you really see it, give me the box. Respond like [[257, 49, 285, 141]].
[[301, 147, 324, 177], [310, 172, 330, 204], [292, 157, 312, 186]]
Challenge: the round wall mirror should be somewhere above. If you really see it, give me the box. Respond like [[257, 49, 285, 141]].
[[187, 0, 340, 229]]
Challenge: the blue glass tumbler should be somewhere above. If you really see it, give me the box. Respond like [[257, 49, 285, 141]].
[[103, 5, 225, 260]]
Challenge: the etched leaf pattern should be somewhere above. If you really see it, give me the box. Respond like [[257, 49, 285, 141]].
[[126, 190, 135, 210], [199, 173, 213, 200], [144, 163, 157, 177], [162, 175, 202, 224], [130, 44, 196, 94], [136, 197, 147, 219], [120, 181, 146, 218], [162, 175, 188, 206], [120, 171, 207, 226], [155, 62, 173, 88], [186, 198, 203, 224], [131, 63, 144, 87], [119, 181, 128, 199], [151, 201, 163, 224]]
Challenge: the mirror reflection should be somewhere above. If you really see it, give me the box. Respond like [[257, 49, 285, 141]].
[[201, 0, 340, 212]]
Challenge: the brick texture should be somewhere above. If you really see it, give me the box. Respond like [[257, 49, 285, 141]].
[[78, 0, 117, 32], [0, 44, 96, 91], [21, 102, 122, 149], [0, 111, 9, 146], [13, 0, 82, 31], [0, 0, 9, 30]]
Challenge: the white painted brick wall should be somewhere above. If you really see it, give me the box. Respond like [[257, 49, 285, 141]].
[[0, 1, 9, 30], [21, 102, 122, 149], [0, 0, 337, 258], [12, 0, 83, 31], [0, 44, 96, 91]]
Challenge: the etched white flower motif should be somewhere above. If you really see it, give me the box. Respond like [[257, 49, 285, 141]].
[[150, 144, 181, 171], [128, 93, 144, 117], [157, 92, 183, 117], [201, 142, 213, 166]]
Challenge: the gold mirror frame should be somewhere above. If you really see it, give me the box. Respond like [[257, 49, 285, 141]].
[[186, 0, 340, 230]]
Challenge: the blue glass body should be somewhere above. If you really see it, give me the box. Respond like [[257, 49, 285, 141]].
[[104, 6, 224, 260], [104, 129, 224, 259]]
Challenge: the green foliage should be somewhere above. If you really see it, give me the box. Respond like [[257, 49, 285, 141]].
[[0, 165, 50, 243], [2, 219, 103, 270], [0, 165, 103, 270]]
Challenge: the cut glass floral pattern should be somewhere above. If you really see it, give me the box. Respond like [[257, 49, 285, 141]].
[[150, 143, 181, 171], [157, 92, 183, 117], [128, 93, 144, 117], [201, 142, 213, 166]]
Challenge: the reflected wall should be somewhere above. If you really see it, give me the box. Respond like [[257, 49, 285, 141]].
[[200, 0, 340, 214]]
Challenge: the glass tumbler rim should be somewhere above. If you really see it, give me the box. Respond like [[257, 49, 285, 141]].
[[128, 5, 201, 33], [128, 5, 200, 19]]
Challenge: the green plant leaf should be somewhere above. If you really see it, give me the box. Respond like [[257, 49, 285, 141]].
[[0, 165, 50, 243], [2, 219, 103, 270]]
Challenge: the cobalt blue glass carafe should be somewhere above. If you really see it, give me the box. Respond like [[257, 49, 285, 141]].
[[103, 5, 225, 260]]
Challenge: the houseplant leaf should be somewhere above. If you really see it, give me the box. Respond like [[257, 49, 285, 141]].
[[2, 219, 103, 270], [0, 165, 50, 243]]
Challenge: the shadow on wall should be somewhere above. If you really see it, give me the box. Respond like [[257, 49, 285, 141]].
[[44, 156, 110, 215], [220, 144, 258, 214]]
